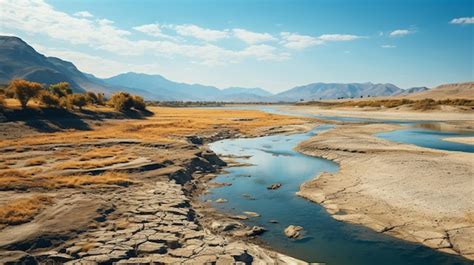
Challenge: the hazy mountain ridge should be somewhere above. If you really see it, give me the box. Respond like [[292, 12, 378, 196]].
[[0, 35, 443, 102], [274, 82, 406, 101]]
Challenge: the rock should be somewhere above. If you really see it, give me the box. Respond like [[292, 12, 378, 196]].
[[137, 242, 167, 254], [247, 226, 266, 236], [148, 233, 180, 249], [243, 211, 260, 217], [231, 215, 249, 220], [267, 183, 282, 190], [215, 198, 228, 203], [211, 221, 241, 232], [65, 245, 83, 256], [47, 253, 74, 263], [0, 251, 36, 265], [269, 219, 279, 224], [284, 225, 304, 238]]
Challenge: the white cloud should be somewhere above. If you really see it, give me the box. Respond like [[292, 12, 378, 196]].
[[389, 29, 415, 37], [449, 17, 474, 25], [318, 34, 361, 42], [133, 23, 177, 40], [381, 44, 396, 48], [74, 11, 93, 18], [232, 28, 276, 44], [169, 24, 229, 42], [1, 0, 290, 65], [280, 32, 322, 49], [280, 32, 362, 49]]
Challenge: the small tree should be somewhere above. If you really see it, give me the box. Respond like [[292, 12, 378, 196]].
[[38, 91, 60, 108], [85, 92, 98, 104], [132, 95, 146, 111], [49, 82, 72, 98], [68, 94, 87, 110], [108, 92, 134, 112], [7, 79, 43, 109]]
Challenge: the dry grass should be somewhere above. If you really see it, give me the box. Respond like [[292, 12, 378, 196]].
[[55, 155, 135, 170], [53, 172, 131, 188], [0, 195, 54, 225], [307, 98, 474, 110], [0, 107, 310, 148], [0, 169, 131, 190], [24, 158, 47, 167], [79, 147, 124, 161]]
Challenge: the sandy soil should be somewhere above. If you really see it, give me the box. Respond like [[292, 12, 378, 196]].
[[295, 123, 474, 259], [443, 137, 474, 145], [284, 105, 474, 122]]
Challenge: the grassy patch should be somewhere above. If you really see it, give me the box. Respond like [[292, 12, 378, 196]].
[[299, 98, 474, 110], [0, 169, 131, 190], [0, 195, 54, 225], [55, 155, 135, 170]]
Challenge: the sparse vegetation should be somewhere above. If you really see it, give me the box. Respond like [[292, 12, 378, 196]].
[[299, 98, 474, 110], [7, 79, 43, 109], [0, 169, 131, 190], [68, 93, 88, 110], [38, 90, 61, 108], [108, 92, 147, 112], [0, 195, 54, 225], [49, 82, 73, 98]]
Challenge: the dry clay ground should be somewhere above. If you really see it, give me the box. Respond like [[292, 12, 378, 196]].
[[0, 106, 316, 264]]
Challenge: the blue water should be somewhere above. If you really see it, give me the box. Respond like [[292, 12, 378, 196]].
[[202, 125, 471, 265], [377, 128, 474, 153]]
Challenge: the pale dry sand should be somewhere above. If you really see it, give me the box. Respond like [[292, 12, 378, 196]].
[[443, 137, 474, 145], [295, 123, 474, 259]]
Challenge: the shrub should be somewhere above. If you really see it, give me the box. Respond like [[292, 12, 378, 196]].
[[85, 92, 99, 104], [68, 94, 88, 110], [38, 91, 60, 108], [108, 92, 134, 112], [108, 92, 147, 112], [97, 93, 105, 105], [7, 79, 43, 109], [132, 95, 146, 110], [49, 82, 72, 98]]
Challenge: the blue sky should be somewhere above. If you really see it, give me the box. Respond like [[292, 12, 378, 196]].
[[1, 0, 472, 92]]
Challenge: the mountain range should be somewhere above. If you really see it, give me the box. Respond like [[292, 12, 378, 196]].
[[0, 35, 431, 102]]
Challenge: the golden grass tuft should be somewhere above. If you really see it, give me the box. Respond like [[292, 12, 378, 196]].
[[0, 169, 131, 190], [55, 155, 135, 170], [54, 172, 131, 188], [78, 147, 124, 161], [0, 195, 54, 225]]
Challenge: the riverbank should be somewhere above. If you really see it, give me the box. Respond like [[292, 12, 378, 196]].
[[0, 106, 315, 264], [295, 122, 474, 260], [443, 137, 474, 145], [285, 105, 474, 123]]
